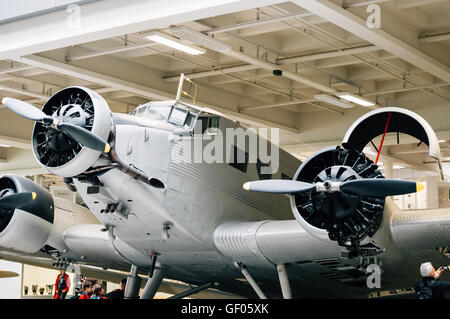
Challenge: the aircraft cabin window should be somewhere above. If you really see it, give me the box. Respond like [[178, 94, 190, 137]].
[[229, 145, 249, 173], [256, 159, 272, 180], [198, 116, 220, 134], [168, 106, 189, 126]]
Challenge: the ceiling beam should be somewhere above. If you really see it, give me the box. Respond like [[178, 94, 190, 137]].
[[0, 64, 34, 75], [293, 0, 450, 84], [19, 55, 173, 101], [0, 84, 48, 100], [394, 0, 448, 9], [0, 0, 286, 60], [0, 135, 31, 149], [16, 55, 299, 133], [66, 42, 161, 61]]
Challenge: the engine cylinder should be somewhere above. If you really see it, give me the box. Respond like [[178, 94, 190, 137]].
[[0, 175, 54, 253], [32, 87, 112, 177], [290, 146, 385, 249]]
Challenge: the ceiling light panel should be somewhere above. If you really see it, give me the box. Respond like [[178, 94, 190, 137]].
[[336, 92, 375, 107], [144, 31, 206, 55], [169, 26, 231, 52], [314, 94, 354, 109]]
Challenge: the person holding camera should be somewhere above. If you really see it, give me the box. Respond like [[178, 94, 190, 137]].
[[415, 262, 450, 299]]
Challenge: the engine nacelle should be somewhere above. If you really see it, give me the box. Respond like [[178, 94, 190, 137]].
[[32, 87, 112, 177], [0, 175, 54, 253], [290, 146, 385, 250]]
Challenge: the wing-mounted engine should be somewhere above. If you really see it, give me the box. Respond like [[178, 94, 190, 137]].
[[243, 107, 436, 257], [31, 87, 112, 177], [292, 146, 385, 250], [0, 175, 54, 253]]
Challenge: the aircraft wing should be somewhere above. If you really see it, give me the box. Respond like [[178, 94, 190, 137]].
[[391, 207, 450, 252]]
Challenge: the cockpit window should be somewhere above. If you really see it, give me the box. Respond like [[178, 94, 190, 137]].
[[130, 102, 201, 131], [144, 105, 171, 121], [136, 106, 147, 116]]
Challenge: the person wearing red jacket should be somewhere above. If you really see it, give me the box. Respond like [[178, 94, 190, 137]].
[[54, 269, 71, 299], [78, 281, 93, 299]]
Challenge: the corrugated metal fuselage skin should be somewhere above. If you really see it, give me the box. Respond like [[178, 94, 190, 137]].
[[70, 111, 449, 299]]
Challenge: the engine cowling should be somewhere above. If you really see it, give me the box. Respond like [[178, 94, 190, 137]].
[[0, 175, 54, 253], [291, 145, 385, 250], [32, 86, 112, 177]]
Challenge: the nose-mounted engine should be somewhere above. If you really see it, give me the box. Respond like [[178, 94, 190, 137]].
[[292, 146, 385, 251], [31, 87, 112, 177]]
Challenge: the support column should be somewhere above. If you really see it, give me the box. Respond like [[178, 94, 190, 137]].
[[140, 268, 166, 299], [384, 162, 394, 178], [124, 265, 141, 299]]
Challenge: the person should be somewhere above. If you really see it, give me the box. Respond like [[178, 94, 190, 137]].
[[105, 278, 126, 299], [78, 281, 93, 299], [90, 284, 108, 299], [415, 262, 450, 299], [54, 269, 71, 299]]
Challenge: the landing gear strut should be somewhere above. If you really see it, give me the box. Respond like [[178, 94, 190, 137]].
[[140, 268, 166, 299], [124, 265, 141, 299]]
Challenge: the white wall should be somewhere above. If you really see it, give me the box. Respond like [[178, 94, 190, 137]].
[[0, 260, 22, 299], [22, 264, 74, 298]]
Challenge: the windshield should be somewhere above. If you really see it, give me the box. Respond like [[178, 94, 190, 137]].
[[144, 105, 171, 121], [129, 102, 205, 131], [129, 104, 171, 121]]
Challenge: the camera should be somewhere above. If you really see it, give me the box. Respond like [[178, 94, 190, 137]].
[[442, 266, 449, 271]]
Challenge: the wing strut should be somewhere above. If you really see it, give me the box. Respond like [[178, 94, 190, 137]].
[[235, 262, 267, 299], [277, 264, 292, 299]]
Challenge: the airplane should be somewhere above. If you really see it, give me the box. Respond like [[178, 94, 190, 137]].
[[0, 77, 449, 299]]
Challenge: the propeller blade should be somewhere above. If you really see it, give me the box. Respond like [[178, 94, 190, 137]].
[[0, 271, 19, 279], [243, 180, 315, 194], [2, 98, 52, 124], [57, 122, 110, 153], [340, 179, 423, 197], [0, 192, 36, 207]]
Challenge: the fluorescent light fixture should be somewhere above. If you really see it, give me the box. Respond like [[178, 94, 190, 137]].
[[393, 165, 405, 169], [314, 94, 354, 109], [438, 140, 446, 143], [169, 26, 231, 52], [0, 144, 10, 147], [336, 92, 375, 107], [144, 32, 205, 55]]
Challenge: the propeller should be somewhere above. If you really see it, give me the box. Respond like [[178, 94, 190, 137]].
[[0, 192, 36, 207], [2, 97, 110, 153], [0, 271, 19, 279], [243, 180, 315, 194], [243, 178, 423, 197]]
